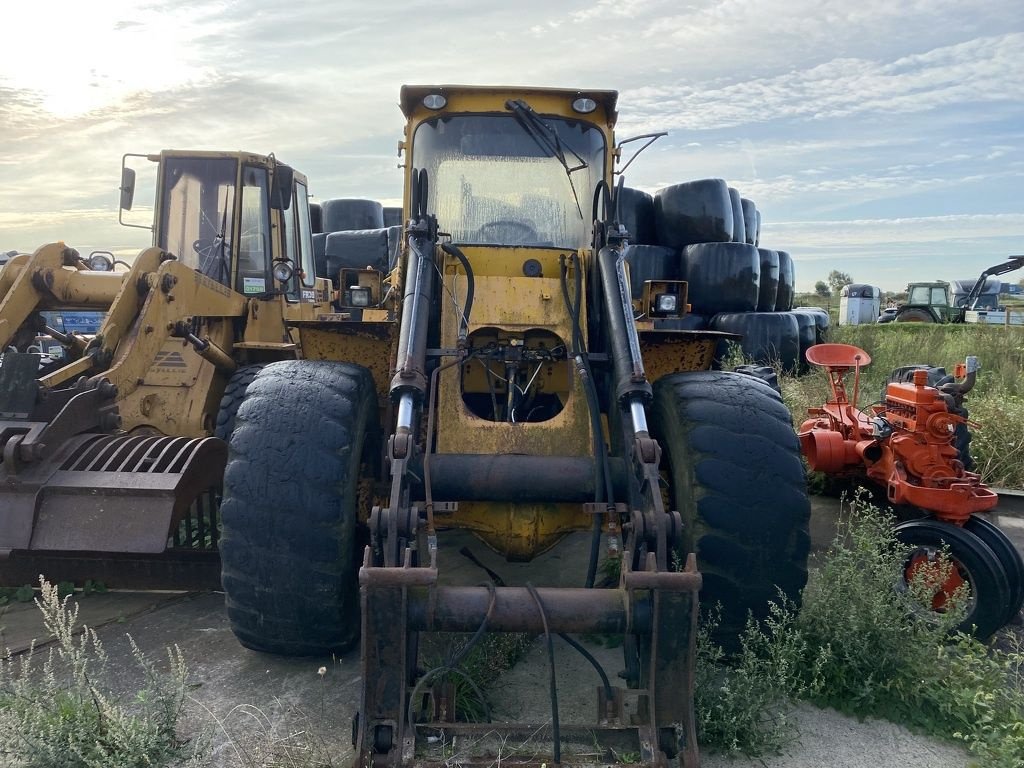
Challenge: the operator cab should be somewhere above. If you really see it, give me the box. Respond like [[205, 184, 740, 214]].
[[120, 151, 316, 301]]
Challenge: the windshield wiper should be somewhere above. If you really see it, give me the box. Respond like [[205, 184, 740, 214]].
[[505, 99, 587, 218]]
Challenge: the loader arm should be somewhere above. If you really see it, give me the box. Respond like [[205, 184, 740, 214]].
[[87, 259, 247, 401], [965, 255, 1024, 312], [0, 243, 123, 351], [39, 246, 171, 389]]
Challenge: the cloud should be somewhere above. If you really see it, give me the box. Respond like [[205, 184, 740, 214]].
[[618, 33, 1024, 134]]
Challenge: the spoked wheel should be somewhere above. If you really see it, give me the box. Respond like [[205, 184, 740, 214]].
[[894, 517, 1012, 638], [964, 514, 1024, 625]]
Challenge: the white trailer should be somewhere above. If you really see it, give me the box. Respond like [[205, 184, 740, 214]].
[[839, 284, 881, 325]]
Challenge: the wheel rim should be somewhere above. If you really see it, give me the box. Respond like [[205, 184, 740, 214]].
[[903, 546, 972, 614], [894, 517, 1011, 638]]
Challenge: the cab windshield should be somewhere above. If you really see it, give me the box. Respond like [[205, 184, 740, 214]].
[[158, 157, 238, 284], [412, 113, 606, 249]]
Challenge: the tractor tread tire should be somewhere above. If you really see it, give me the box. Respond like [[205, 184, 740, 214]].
[[219, 360, 378, 656], [652, 371, 811, 650], [214, 364, 267, 442], [895, 308, 935, 323], [964, 515, 1024, 625]]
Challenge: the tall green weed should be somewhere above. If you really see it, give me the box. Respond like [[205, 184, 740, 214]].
[[698, 498, 1024, 767]]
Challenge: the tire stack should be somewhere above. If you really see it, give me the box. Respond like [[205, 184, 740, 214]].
[[314, 199, 392, 284], [619, 177, 827, 373]]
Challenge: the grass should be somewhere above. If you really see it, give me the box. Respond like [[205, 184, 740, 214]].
[[0, 578, 204, 768]]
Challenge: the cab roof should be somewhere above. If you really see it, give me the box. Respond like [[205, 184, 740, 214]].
[[399, 85, 618, 127]]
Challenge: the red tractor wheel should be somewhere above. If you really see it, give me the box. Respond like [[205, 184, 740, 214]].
[[894, 518, 1011, 639]]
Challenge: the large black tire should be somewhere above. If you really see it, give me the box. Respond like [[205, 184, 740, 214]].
[[382, 206, 403, 228], [214, 364, 267, 441], [681, 242, 760, 314], [309, 202, 323, 235], [653, 179, 733, 248], [740, 198, 757, 245], [312, 233, 328, 280], [219, 360, 379, 655], [652, 371, 811, 650], [625, 244, 679, 301], [386, 225, 403, 271], [895, 307, 935, 323], [775, 250, 795, 311], [964, 515, 1024, 626], [894, 517, 1011, 639], [727, 187, 745, 243], [793, 307, 831, 343], [321, 198, 385, 233], [733, 364, 781, 396], [710, 311, 801, 372], [789, 311, 817, 373], [756, 248, 779, 311], [617, 187, 657, 245]]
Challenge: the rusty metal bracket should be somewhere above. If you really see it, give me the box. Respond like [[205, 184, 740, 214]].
[[355, 539, 702, 768]]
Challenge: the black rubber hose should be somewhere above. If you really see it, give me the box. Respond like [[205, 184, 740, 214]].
[[406, 582, 497, 726], [560, 255, 611, 588], [527, 583, 560, 764], [440, 243, 475, 344], [557, 632, 613, 702]]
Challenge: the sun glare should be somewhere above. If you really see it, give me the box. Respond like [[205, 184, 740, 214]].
[[2, 1, 208, 116]]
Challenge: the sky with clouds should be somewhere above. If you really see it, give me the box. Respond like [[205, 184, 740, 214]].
[[2, 0, 1022, 291]]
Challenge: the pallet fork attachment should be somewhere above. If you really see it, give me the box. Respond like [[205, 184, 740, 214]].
[[356, 542, 701, 768]]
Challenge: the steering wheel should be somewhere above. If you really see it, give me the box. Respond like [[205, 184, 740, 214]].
[[473, 220, 539, 245]]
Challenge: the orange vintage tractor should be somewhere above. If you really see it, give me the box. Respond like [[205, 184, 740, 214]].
[[798, 343, 1023, 637]]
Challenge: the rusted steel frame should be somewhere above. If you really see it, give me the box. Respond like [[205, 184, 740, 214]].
[[405, 585, 642, 635], [626, 552, 700, 768], [410, 454, 628, 503], [357, 545, 702, 768], [406, 722, 661, 768]]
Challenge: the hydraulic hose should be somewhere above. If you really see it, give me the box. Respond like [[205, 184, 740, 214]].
[[560, 254, 614, 588], [440, 243, 475, 346]]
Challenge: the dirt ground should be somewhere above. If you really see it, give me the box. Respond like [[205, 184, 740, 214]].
[[5, 495, 1022, 767]]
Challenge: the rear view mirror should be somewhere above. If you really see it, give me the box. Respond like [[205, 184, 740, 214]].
[[120, 166, 136, 211], [271, 164, 294, 211]]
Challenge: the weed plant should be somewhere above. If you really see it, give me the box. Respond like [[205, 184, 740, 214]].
[[697, 497, 1024, 767], [0, 578, 205, 768]]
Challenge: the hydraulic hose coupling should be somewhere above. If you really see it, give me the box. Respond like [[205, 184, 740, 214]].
[[966, 355, 979, 374]]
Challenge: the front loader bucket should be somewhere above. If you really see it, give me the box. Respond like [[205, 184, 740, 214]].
[[0, 433, 226, 589], [355, 547, 702, 768]]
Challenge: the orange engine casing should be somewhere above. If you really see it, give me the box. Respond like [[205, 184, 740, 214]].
[[799, 368, 996, 523]]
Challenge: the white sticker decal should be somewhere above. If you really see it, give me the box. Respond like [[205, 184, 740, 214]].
[[243, 277, 267, 294]]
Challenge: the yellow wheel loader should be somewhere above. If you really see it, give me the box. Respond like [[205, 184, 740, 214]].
[[0, 90, 811, 768], [0, 151, 395, 588], [210, 87, 811, 768]]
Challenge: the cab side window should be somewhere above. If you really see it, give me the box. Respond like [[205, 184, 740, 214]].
[[237, 166, 271, 295]]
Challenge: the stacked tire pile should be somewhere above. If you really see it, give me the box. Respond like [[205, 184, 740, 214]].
[[310, 198, 402, 285], [621, 178, 828, 372]]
